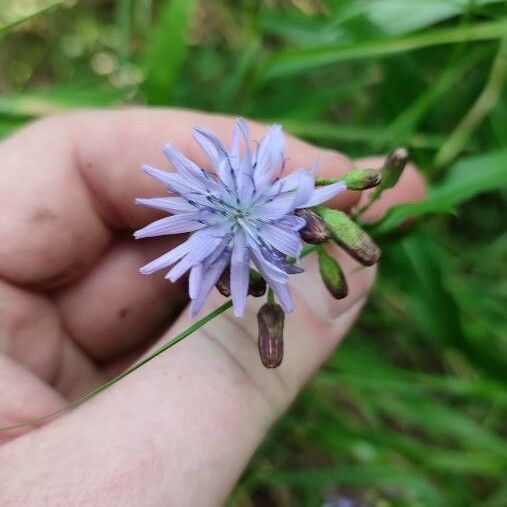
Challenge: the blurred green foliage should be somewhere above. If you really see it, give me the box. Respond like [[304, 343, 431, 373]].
[[1, 0, 507, 505]]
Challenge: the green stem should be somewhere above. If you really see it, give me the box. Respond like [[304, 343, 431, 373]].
[[301, 243, 318, 257], [0, 245, 322, 433], [352, 192, 379, 220], [315, 177, 343, 186], [0, 300, 233, 432]]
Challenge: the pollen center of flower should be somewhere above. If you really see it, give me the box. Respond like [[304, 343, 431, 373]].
[[233, 210, 248, 220]]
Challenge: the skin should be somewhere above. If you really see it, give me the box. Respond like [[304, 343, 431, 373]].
[[0, 109, 425, 506]]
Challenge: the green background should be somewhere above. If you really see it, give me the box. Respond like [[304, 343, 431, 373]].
[[1, 1, 507, 505]]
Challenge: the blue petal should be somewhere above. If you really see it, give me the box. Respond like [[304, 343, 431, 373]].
[[138, 235, 195, 274], [254, 125, 285, 189], [190, 251, 231, 316], [135, 196, 197, 214], [193, 126, 228, 169], [269, 282, 294, 313], [134, 213, 205, 239], [166, 227, 228, 282], [189, 263, 203, 300], [142, 165, 198, 195], [300, 181, 347, 208], [230, 230, 250, 318], [259, 224, 302, 258], [163, 143, 208, 187]]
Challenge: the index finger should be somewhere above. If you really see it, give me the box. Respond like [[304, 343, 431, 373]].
[[0, 108, 356, 288]]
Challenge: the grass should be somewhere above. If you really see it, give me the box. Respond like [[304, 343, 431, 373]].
[[1, 0, 506, 505]]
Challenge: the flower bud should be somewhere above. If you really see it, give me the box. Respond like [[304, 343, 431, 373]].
[[343, 168, 381, 190], [248, 269, 267, 297], [257, 303, 284, 368], [216, 268, 231, 297], [318, 249, 348, 299], [379, 147, 409, 191], [316, 207, 380, 266], [216, 268, 267, 298], [296, 208, 331, 244]]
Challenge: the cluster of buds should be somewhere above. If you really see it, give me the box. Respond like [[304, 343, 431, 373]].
[[215, 149, 408, 368], [216, 268, 267, 298], [298, 148, 408, 304]]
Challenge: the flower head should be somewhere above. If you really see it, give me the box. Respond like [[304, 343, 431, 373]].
[[134, 119, 346, 317]]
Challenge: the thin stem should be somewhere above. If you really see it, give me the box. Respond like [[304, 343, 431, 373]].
[[0, 300, 233, 432], [1, 244, 322, 433], [352, 199, 372, 221], [315, 177, 344, 186], [301, 243, 318, 257], [435, 37, 507, 167]]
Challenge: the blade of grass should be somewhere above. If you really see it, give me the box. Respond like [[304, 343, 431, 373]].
[[115, 0, 133, 66], [369, 149, 507, 235], [435, 37, 507, 166], [399, 230, 507, 381], [262, 19, 507, 80], [364, 0, 507, 36], [141, 0, 198, 105], [279, 119, 446, 149], [0, 0, 67, 33], [378, 45, 489, 150]]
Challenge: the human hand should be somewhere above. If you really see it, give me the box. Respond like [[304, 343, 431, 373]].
[[0, 109, 425, 506]]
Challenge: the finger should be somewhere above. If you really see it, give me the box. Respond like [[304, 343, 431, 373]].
[[0, 355, 64, 444], [0, 109, 356, 289], [55, 236, 188, 361], [354, 156, 427, 222], [0, 279, 102, 401], [0, 160, 425, 505]]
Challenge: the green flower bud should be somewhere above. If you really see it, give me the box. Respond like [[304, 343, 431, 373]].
[[257, 303, 284, 368], [296, 208, 331, 244], [379, 147, 409, 191], [316, 207, 380, 266], [318, 249, 348, 299], [216, 268, 267, 298], [343, 168, 381, 190]]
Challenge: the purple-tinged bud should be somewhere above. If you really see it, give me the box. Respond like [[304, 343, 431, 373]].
[[257, 303, 284, 368], [296, 208, 331, 244], [249, 269, 267, 297], [216, 268, 231, 297], [316, 207, 380, 267], [379, 147, 409, 191], [343, 168, 381, 190], [216, 268, 266, 298], [318, 249, 348, 299]]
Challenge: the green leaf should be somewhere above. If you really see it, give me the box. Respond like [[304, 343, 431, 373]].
[[365, 0, 507, 36], [141, 0, 198, 105], [282, 119, 445, 149], [371, 150, 507, 235], [0, 0, 66, 33], [0, 83, 122, 118], [262, 19, 507, 80], [393, 230, 507, 381]]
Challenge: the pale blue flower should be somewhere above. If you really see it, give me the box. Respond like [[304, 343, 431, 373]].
[[134, 119, 346, 317]]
